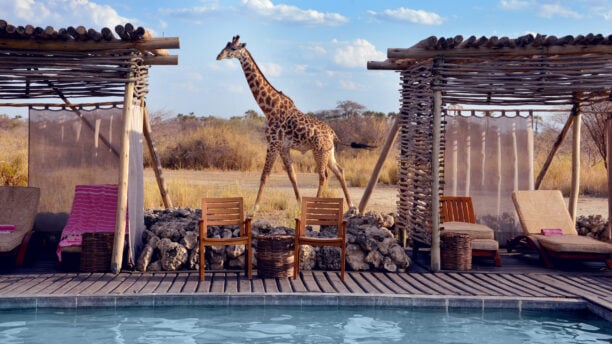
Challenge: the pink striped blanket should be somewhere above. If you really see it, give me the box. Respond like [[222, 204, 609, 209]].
[[56, 184, 128, 261]]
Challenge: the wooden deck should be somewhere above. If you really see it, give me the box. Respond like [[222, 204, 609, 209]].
[[0, 252, 610, 321]]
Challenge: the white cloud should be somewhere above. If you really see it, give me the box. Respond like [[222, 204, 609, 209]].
[[539, 4, 582, 19], [368, 7, 443, 25], [0, 0, 133, 29], [159, 2, 221, 24], [600, 10, 612, 20], [339, 80, 358, 90], [259, 62, 282, 77], [209, 59, 241, 71], [227, 84, 245, 93], [242, 0, 348, 26], [333, 39, 386, 69], [294, 64, 308, 73], [499, 0, 530, 10]]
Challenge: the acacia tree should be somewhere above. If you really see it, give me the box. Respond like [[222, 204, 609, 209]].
[[582, 101, 612, 169]]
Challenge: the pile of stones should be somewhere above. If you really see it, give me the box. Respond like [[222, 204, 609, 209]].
[[137, 208, 410, 273], [576, 214, 610, 242]]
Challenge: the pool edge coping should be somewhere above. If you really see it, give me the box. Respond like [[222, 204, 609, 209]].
[[0, 293, 608, 321]]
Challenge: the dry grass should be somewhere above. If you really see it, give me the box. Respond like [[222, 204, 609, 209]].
[[536, 155, 607, 196]]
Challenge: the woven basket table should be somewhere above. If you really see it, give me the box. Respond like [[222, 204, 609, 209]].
[[257, 235, 294, 278], [440, 231, 472, 271], [80, 232, 114, 272]]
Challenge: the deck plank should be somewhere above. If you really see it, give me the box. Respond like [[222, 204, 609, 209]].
[[238, 276, 252, 293], [33, 274, 76, 295], [210, 273, 226, 293], [396, 273, 442, 295], [445, 273, 494, 296], [0, 275, 49, 295], [154, 273, 176, 293], [288, 275, 308, 293], [262, 277, 280, 293], [167, 273, 189, 293], [510, 274, 572, 297], [384, 273, 426, 294], [459, 273, 516, 296], [112, 273, 144, 294], [276, 277, 294, 293], [326, 272, 351, 294], [225, 273, 239, 294], [312, 271, 336, 293], [299, 271, 322, 292], [349, 272, 383, 294]]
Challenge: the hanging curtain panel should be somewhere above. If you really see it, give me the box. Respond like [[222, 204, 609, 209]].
[[443, 112, 534, 245]]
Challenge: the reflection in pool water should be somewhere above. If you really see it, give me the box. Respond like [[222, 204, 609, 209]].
[[0, 306, 610, 343]]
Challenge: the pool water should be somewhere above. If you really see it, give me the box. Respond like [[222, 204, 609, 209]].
[[0, 306, 610, 344]]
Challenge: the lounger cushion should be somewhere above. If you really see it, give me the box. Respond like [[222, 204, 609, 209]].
[[443, 222, 494, 240], [534, 234, 612, 255], [0, 187, 40, 252], [471, 239, 499, 251], [512, 190, 577, 235]]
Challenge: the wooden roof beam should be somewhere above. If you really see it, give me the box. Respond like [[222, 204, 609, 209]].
[[0, 36, 179, 53], [385, 44, 612, 61]]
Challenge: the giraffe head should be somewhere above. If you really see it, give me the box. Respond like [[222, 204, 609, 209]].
[[216, 35, 246, 60]]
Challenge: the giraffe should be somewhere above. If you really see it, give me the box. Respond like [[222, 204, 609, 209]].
[[217, 35, 354, 212]]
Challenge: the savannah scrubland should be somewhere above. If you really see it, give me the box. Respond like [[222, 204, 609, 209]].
[[0, 108, 608, 224]]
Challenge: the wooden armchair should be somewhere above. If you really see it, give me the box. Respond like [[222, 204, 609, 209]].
[[294, 197, 346, 280], [441, 196, 502, 267], [199, 197, 252, 281]]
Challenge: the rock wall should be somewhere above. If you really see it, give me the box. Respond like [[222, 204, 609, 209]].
[[137, 208, 410, 273]]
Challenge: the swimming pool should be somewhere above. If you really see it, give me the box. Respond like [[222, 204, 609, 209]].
[[0, 305, 610, 343]]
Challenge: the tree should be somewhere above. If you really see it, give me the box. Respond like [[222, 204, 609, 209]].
[[336, 100, 366, 118], [244, 109, 260, 120], [582, 101, 612, 168]]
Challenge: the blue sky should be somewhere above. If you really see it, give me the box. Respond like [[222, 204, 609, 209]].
[[2, 0, 611, 118]]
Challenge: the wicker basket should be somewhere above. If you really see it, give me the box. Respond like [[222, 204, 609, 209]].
[[441, 231, 472, 271], [257, 235, 294, 278], [80, 232, 114, 273]]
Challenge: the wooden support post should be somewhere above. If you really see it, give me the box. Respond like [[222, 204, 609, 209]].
[[569, 105, 581, 223], [142, 103, 173, 208], [527, 116, 535, 189], [358, 118, 399, 214], [431, 90, 442, 273], [111, 75, 135, 274], [606, 117, 612, 241], [535, 114, 574, 189]]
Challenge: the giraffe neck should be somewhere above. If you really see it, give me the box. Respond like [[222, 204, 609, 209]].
[[237, 50, 293, 117]]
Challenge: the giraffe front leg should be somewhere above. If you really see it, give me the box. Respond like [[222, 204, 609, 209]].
[[253, 145, 279, 213], [280, 148, 301, 202], [328, 149, 354, 210]]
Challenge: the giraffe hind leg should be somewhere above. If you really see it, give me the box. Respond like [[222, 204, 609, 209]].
[[315, 150, 330, 198]]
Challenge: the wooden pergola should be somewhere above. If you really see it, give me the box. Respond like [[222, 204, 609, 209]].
[[0, 20, 179, 273], [367, 33, 612, 272]]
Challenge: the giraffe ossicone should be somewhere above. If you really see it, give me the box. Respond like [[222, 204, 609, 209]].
[[217, 35, 356, 213]]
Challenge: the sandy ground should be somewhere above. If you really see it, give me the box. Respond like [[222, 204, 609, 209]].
[[146, 170, 609, 221]]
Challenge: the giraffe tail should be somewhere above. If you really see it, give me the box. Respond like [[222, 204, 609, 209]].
[[350, 142, 377, 150]]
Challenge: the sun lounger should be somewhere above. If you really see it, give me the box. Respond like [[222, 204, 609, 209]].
[[57, 184, 126, 262], [0, 186, 40, 266], [512, 190, 612, 268], [441, 196, 502, 267]]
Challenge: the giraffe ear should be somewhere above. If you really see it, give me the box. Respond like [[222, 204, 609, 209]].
[[240, 43, 247, 48]]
